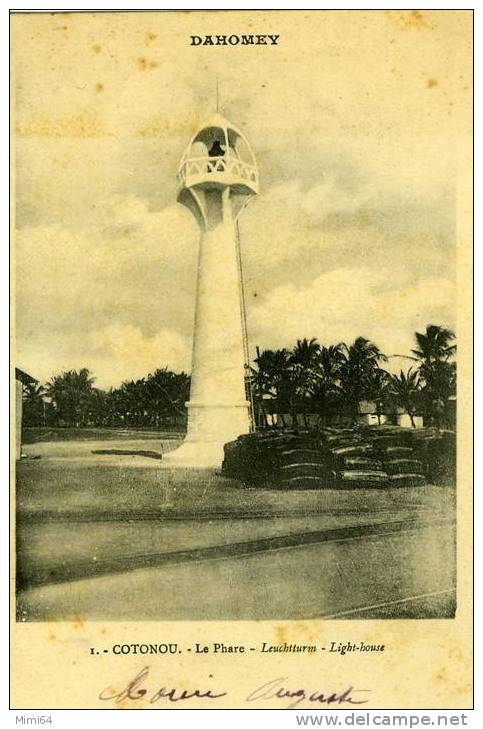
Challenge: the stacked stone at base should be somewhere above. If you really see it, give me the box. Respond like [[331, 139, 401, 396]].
[[222, 425, 455, 490], [222, 430, 332, 489]]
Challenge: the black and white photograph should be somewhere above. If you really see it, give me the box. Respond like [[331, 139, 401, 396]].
[[10, 7, 473, 711]]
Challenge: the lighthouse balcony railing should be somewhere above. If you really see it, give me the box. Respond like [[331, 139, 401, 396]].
[[177, 155, 258, 191]]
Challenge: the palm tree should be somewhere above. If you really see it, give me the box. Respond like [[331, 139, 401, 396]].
[[389, 368, 421, 428], [368, 368, 392, 425], [311, 344, 344, 424], [146, 368, 190, 428], [117, 378, 149, 427], [419, 359, 456, 428], [289, 338, 321, 426], [339, 337, 387, 422], [22, 382, 47, 426], [411, 325, 456, 427], [88, 388, 111, 427], [290, 338, 321, 370], [45, 368, 96, 427], [412, 324, 456, 364], [318, 344, 345, 377], [251, 348, 291, 427]]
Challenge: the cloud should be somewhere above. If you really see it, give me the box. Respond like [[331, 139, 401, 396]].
[[12, 11, 464, 387], [15, 196, 199, 381], [85, 323, 191, 387], [16, 262, 456, 388], [248, 267, 456, 368], [15, 181, 456, 387], [16, 322, 191, 390]]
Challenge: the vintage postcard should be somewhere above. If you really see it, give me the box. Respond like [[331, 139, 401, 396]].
[[10, 9, 473, 710]]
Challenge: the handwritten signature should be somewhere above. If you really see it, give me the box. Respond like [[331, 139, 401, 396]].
[[99, 666, 226, 704], [99, 667, 371, 708], [246, 676, 371, 709]]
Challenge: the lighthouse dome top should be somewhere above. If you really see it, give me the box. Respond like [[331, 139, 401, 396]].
[[190, 113, 245, 142], [177, 113, 259, 197]]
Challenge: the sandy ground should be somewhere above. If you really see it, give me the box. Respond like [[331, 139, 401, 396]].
[[20, 435, 180, 466], [15, 436, 456, 621]]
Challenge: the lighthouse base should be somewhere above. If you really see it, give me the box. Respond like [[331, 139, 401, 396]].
[[161, 401, 250, 469], [162, 440, 228, 469]]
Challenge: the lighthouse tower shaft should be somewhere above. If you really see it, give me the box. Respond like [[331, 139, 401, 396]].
[[163, 115, 258, 468]]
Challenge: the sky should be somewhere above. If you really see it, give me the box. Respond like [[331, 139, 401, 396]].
[[12, 10, 471, 389]]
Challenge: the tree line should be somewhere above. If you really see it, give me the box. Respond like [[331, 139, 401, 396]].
[[250, 324, 456, 429], [22, 324, 456, 430], [22, 367, 190, 430]]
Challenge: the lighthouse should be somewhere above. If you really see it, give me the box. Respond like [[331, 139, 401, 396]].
[[163, 114, 259, 468]]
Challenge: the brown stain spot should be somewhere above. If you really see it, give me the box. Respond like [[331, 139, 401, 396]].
[[448, 646, 463, 661], [386, 9, 433, 31], [47, 632, 56, 642], [116, 699, 140, 710], [294, 622, 316, 642], [137, 57, 158, 71], [93, 44, 102, 54], [145, 32, 157, 45], [427, 78, 438, 88], [409, 10, 425, 25], [275, 625, 287, 645], [17, 112, 112, 139], [72, 614, 85, 630], [435, 668, 447, 682], [95, 83, 104, 93], [138, 112, 199, 139], [101, 627, 107, 635]]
